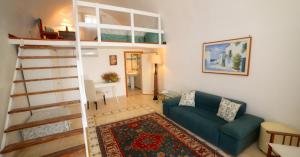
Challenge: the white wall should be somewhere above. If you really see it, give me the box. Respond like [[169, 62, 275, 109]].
[[141, 53, 154, 94], [124, 0, 300, 130], [82, 49, 126, 97], [0, 0, 34, 147], [82, 48, 158, 97]]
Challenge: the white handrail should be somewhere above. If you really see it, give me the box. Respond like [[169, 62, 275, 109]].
[[130, 12, 135, 43], [100, 24, 131, 31], [76, 0, 163, 45], [73, 0, 89, 156], [158, 16, 162, 45], [134, 27, 162, 34], [77, 0, 160, 17]]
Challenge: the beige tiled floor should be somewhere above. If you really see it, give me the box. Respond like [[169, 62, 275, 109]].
[[127, 88, 142, 97], [86, 94, 266, 157]]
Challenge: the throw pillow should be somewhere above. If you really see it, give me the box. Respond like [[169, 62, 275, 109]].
[[179, 90, 196, 107], [217, 98, 241, 122]]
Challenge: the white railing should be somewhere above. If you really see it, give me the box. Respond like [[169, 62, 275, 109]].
[[73, 0, 89, 156], [76, 0, 164, 46]]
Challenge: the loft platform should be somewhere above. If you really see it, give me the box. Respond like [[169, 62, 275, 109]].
[[9, 1, 166, 49], [9, 38, 166, 49]]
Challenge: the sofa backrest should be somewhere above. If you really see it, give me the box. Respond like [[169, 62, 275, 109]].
[[195, 91, 246, 119]]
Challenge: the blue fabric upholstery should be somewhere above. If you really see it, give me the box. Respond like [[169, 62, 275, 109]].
[[100, 33, 163, 43], [101, 33, 130, 42], [144, 33, 159, 43], [195, 91, 246, 118], [162, 96, 180, 116], [168, 106, 226, 145], [163, 91, 263, 156], [221, 114, 263, 140], [219, 126, 260, 156]]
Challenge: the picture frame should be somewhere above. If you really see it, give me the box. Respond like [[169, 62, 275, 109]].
[[109, 55, 117, 66], [202, 36, 252, 76]]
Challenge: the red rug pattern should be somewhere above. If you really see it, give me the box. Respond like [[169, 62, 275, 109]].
[[96, 113, 223, 157]]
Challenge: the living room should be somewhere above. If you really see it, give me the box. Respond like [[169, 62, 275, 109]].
[[0, 0, 299, 157]]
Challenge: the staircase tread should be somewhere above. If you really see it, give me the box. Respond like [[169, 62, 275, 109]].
[[11, 87, 79, 97], [4, 113, 82, 133], [8, 100, 81, 114], [0, 128, 83, 154], [14, 76, 78, 83], [41, 144, 85, 157], [19, 56, 76, 59], [16, 65, 77, 70]]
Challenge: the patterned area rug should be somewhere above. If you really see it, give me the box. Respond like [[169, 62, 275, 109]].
[[96, 113, 223, 157]]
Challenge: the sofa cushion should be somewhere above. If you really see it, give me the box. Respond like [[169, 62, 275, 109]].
[[195, 91, 247, 119], [168, 106, 226, 145], [195, 91, 221, 113], [219, 129, 260, 156], [220, 114, 264, 140], [217, 98, 241, 122], [179, 90, 196, 107]]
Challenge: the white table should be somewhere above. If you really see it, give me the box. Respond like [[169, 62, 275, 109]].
[[269, 143, 300, 157], [94, 82, 119, 103], [159, 90, 181, 101]]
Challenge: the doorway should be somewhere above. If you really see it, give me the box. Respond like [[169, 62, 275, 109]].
[[124, 51, 143, 97]]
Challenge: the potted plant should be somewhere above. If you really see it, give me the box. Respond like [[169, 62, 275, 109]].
[[101, 72, 120, 83]]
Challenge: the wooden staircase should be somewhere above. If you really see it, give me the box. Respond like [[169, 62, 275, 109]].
[[0, 129, 83, 154], [0, 46, 88, 156], [8, 100, 80, 114], [42, 144, 86, 157]]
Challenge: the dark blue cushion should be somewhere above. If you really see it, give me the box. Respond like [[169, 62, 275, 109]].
[[168, 106, 226, 145], [195, 91, 246, 118], [219, 121, 261, 156], [162, 97, 181, 116], [195, 91, 221, 113], [220, 114, 264, 140], [144, 33, 159, 43]]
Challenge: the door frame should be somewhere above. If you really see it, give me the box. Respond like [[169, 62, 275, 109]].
[[124, 51, 144, 97]]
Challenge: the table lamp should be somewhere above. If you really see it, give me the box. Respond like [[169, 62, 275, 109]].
[[61, 19, 72, 32]]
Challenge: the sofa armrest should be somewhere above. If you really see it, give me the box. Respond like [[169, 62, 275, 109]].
[[221, 114, 264, 140], [162, 96, 181, 116]]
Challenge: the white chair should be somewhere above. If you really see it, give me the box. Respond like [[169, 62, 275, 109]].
[[84, 80, 106, 110], [267, 131, 300, 157]]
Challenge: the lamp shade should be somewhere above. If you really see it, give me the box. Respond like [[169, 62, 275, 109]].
[[152, 54, 161, 64], [60, 19, 72, 27]]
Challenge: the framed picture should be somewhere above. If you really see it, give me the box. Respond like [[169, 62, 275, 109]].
[[109, 55, 117, 66], [202, 36, 252, 76]]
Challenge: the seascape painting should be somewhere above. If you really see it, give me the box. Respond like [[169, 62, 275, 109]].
[[202, 37, 251, 76]]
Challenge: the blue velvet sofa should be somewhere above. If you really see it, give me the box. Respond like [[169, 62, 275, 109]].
[[163, 91, 264, 156]]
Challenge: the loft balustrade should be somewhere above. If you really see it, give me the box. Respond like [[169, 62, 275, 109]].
[[75, 0, 165, 47]]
